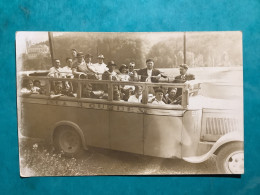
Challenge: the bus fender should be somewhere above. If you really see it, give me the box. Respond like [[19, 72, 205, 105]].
[[182, 131, 243, 163], [50, 120, 87, 150]]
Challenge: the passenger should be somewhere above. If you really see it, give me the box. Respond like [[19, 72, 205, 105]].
[[21, 80, 40, 95], [118, 64, 130, 81], [82, 83, 93, 98], [71, 49, 78, 64], [61, 58, 74, 78], [152, 88, 165, 105], [173, 64, 195, 97], [173, 64, 195, 83], [84, 53, 98, 79], [128, 86, 143, 103], [113, 89, 123, 101], [71, 52, 89, 78], [48, 59, 62, 78], [128, 62, 138, 81], [102, 61, 118, 81], [92, 54, 108, 79], [33, 80, 45, 94], [137, 58, 166, 83], [50, 81, 64, 99], [62, 81, 75, 97], [165, 87, 179, 104]]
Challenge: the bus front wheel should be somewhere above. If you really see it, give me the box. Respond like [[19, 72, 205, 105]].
[[216, 142, 244, 174], [53, 125, 83, 157]]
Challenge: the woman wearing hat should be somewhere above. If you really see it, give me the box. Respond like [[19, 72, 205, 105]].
[[102, 61, 118, 81], [92, 54, 108, 78]]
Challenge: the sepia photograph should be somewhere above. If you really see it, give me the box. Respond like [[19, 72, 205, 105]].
[[16, 31, 244, 176]]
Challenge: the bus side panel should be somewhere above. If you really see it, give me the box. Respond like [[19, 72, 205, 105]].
[[110, 111, 143, 154], [21, 103, 80, 140], [144, 115, 182, 158], [181, 110, 202, 157], [78, 108, 109, 149], [21, 102, 52, 140]]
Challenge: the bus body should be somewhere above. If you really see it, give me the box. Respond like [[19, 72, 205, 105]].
[[18, 76, 244, 174]]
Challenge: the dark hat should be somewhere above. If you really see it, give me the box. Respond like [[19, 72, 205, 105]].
[[154, 88, 164, 93], [107, 61, 117, 67], [146, 58, 154, 63], [85, 53, 93, 58], [76, 52, 85, 58], [97, 54, 105, 59], [180, 64, 189, 69], [119, 64, 127, 72]]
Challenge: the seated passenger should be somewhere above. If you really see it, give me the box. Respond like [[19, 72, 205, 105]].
[[166, 87, 179, 104], [92, 54, 108, 79], [72, 52, 91, 78], [33, 80, 45, 94], [50, 81, 64, 99], [61, 58, 74, 78], [82, 83, 93, 98], [21, 80, 40, 95], [173, 64, 195, 97], [113, 89, 123, 101], [128, 86, 143, 103], [48, 59, 62, 78], [128, 62, 138, 81], [152, 88, 165, 105], [62, 81, 75, 97], [102, 61, 118, 81], [118, 64, 130, 81]]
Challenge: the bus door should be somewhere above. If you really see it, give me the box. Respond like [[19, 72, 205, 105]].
[[109, 83, 144, 154], [143, 84, 186, 158], [79, 81, 110, 149]]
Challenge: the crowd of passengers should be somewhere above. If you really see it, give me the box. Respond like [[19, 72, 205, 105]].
[[21, 49, 195, 105]]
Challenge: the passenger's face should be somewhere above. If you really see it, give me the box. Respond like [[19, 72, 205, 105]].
[[109, 65, 115, 72], [55, 84, 63, 91], [67, 59, 73, 67], [180, 67, 187, 75], [146, 61, 154, 70], [34, 81, 40, 87], [121, 67, 127, 74], [136, 87, 143, 96], [155, 92, 163, 101], [55, 60, 61, 68], [169, 89, 177, 97], [129, 64, 135, 72], [27, 81, 33, 89], [77, 57, 84, 63], [85, 57, 91, 63], [72, 50, 77, 57], [98, 58, 103, 64]]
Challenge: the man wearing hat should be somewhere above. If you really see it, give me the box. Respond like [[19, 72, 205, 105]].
[[102, 61, 118, 81], [137, 59, 166, 83], [173, 64, 195, 97], [173, 64, 195, 83], [92, 54, 108, 78], [152, 88, 166, 105]]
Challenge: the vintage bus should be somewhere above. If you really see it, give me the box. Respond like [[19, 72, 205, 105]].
[[17, 74, 244, 174]]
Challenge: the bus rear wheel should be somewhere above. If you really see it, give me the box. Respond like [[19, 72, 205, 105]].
[[53, 125, 83, 157], [216, 142, 244, 174]]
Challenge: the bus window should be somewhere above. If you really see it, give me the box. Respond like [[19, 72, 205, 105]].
[[81, 82, 108, 100], [112, 83, 144, 103], [49, 80, 77, 99], [147, 86, 183, 105], [20, 78, 46, 96]]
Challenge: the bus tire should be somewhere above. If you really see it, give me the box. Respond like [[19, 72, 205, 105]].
[[216, 142, 244, 174], [53, 125, 83, 157]]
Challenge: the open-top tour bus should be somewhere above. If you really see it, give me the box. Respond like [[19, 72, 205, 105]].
[[17, 74, 244, 174]]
